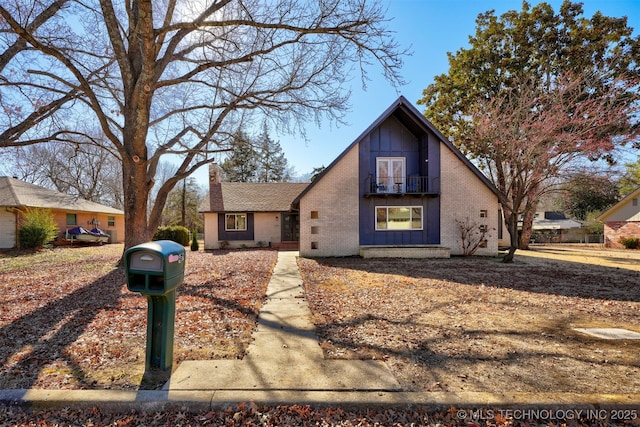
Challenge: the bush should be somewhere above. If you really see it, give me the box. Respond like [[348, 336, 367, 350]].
[[619, 237, 640, 249], [190, 231, 199, 251], [153, 225, 190, 246], [19, 208, 59, 249]]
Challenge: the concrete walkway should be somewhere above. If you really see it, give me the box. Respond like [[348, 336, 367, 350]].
[[165, 250, 401, 391]]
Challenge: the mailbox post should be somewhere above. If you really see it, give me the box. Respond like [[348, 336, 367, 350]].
[[125, 240, 185, 371]]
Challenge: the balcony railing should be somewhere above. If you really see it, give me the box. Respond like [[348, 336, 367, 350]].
[[364, 175, 440, 196]]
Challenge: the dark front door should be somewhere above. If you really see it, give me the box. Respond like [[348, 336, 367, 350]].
[[281, 213, 299, 242]]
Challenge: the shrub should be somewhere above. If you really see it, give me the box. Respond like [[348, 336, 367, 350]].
[[19, 208, 59, 249], [190, 231, 199, 252], [153, 225, 190, 246], [619, 237, 640, 249]]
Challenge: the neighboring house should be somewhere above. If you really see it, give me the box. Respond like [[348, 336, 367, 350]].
[[529, 211, 583, 243], [0, 176, 125, 248], [199, 166, 308, 249], [598, 187, 640, 249], [201, 96, 500, 257]]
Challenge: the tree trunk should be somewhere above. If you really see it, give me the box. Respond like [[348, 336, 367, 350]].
[[502, 210, 519, 263], [122, 156, 152, 250], [518, 194, 539, 249], [518, 208, 536, 249]]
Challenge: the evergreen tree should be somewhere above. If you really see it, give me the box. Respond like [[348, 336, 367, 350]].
[[256, 122, 291, 182], [220, 130, 258, 182]]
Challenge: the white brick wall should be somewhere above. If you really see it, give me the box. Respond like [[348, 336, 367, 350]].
[[299, 146, 360, 257], [439, 146, 499, 255]]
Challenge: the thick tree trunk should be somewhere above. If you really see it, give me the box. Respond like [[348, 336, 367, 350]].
[[122, 156, 152, 250]]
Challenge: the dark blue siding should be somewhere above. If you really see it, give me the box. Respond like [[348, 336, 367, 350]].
[[359, 116, 441, 246], [218, 213, 255, 241]]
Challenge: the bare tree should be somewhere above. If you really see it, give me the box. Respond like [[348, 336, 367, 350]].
[[455, 216, 491, 257], [0, 0, 405, 249], [6, 141, 124, 209]]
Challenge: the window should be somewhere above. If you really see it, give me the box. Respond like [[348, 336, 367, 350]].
[[108, 216, 115, 227], [310, 211, 319, 219], [225, 213, 247, 231], [311, 226, 319, 235], [480, 210, 488, 218], [66, 213, 77, 226], [376, 206, 423, 230], [633, 198, 638, 207], [376, 157, 406, 193]]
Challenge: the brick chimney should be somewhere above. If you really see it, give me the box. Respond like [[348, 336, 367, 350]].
[[209, 163, 222, 185]]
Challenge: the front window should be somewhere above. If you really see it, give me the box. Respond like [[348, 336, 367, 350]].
[[225, 213, 247, 231], [376, 206, 423, 230], [66, 213, 77, 226], [376, 157, 405, 193], [107, 216, 115, 227]]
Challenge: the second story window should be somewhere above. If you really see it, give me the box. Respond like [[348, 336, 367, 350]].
[[376, 157, 405, 193]]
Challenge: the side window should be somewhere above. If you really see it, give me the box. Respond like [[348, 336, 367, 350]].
[[66, 213, 77, 226]]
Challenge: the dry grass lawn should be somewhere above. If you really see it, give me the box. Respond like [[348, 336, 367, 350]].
[[1, 243, 639, 396], [299, 246, 640, 394], [0, 245, 275, 390]]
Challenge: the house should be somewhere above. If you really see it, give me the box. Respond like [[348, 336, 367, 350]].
[[0, 176, 125, 248], [199, 165, 308, 249], [598, 187, 640, 248], [528, 211, 583, 243], [294, 96, 499, 258], [201, 96, 500, 257]]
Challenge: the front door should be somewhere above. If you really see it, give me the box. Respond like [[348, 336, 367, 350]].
[[281, 213, 300, 242]]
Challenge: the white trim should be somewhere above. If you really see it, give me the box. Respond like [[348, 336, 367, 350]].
[[376, 157, 406, 193], [225, 213, 247, 231], [375, 206, 423, 231]]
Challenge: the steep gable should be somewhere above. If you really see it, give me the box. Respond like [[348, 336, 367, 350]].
[[294, 96, 496, 204]]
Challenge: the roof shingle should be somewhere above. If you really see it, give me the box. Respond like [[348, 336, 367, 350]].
[[0, 176, 124, 215], [200, 182, 308, 212]]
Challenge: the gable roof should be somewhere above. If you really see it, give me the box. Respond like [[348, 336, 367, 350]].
[[532, 212, 582, 230], [200, 182, 309, 213], [0, 176, 124, 215], [597, 186, 640, 222], [294, 95, 497, 204]]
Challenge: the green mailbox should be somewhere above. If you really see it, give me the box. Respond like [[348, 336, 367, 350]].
[[125, 240, 186, 371], [125, 240, 185, 295]]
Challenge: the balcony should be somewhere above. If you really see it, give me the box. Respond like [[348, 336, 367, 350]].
[[364, 175, 440, 197]]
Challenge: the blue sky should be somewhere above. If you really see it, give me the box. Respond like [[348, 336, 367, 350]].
[[193, 0, 640, 185]]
